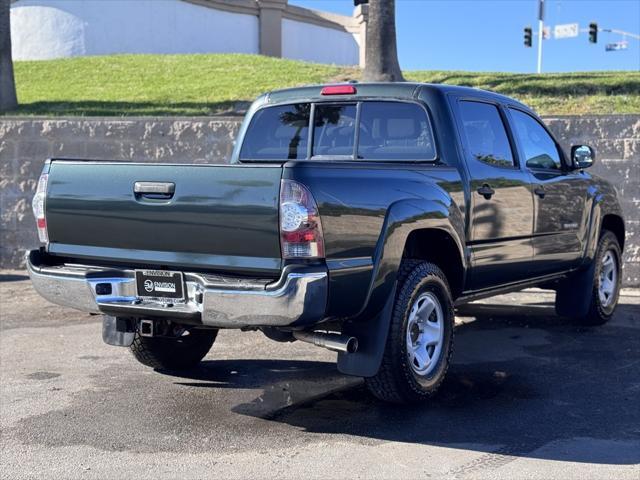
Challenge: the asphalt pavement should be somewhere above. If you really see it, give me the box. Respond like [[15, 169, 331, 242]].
[[1, 270, 639, 479]]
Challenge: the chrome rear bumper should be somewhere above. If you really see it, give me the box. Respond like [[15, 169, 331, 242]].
[[26, 250, 328, 328]]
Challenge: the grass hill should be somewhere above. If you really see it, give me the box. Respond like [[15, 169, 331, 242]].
[[10, 53, 640, 116]]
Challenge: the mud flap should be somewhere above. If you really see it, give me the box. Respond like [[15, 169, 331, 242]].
[[555, 261, 596, 318], [102, 315, 136, 347], [337, 285, 396, 377]]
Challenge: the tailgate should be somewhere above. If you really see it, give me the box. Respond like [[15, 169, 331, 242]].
[[45, 161, 283, 275]]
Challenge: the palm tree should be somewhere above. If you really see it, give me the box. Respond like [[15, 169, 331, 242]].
[[0, 0, 17, 112], [362, 0, 404, 82], [280, 104, 311, 159]]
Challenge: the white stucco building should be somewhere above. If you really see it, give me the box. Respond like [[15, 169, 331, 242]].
[[10, 0, 367, 66]]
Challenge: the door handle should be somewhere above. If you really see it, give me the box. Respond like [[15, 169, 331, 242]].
[[476, 184, 495, 200], [134, 181, 175, 199], [534, 186, 546, 199]]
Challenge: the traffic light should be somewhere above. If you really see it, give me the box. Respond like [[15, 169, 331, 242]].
[[524, 27, 533, 47], [589, 22, 598, 43]]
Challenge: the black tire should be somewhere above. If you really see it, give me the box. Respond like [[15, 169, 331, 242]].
[[130, 327, 217, 370], [581, 231, 622, 326], [365, 261, 455, 404]]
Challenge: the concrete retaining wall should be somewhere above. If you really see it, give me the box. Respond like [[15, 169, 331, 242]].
[[281, 18, 359, 66], [1, 115, 638, 286], [11, 0, 260, 60], [11, 0, 364, 66]]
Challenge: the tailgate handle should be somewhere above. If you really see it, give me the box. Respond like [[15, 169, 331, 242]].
[[134, 182, 175, 198]]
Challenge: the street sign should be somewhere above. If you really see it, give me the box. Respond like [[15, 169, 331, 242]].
[[554, 23, 579, 39], [606, 41, 629, 51], [543, 26, 551, 39]]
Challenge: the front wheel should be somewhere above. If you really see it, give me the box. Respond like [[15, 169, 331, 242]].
[[556, 230, 622, 326], [365, 261, 455, 404], [583, 231, 622, 325], [130, 326, 218, 370]]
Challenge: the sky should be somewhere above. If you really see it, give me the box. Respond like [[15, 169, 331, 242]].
[[290, 0, 640, 73]]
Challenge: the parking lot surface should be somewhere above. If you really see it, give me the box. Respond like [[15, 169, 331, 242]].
[[1, 271, 639, 479]]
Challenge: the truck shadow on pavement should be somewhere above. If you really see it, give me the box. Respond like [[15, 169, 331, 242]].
[[0, 273, 29, 282], [165, 298, 640, 466]]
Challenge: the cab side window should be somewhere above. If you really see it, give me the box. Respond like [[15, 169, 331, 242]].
[[510, 109, 562, 170], [459, 101, 515, 168]]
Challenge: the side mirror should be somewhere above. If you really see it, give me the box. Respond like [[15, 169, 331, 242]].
[[571, 145, 595, 169]]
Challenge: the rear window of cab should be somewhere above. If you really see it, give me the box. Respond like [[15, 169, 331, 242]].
[[239, 101, 437, 162]]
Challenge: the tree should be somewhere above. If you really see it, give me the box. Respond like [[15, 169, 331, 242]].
[[362, 0, 404, 82], [0, 0, 17, 112]]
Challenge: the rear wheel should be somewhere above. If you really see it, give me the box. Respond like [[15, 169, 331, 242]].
[[365, 261, 454, 404], [130, 325, 217, 370]]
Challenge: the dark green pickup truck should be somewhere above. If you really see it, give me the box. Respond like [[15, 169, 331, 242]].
[[28, 83, 625, 403]]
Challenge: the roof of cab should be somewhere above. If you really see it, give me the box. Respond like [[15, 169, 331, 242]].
[[265, 82, 530, 111]]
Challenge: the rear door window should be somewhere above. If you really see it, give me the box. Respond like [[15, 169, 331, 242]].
[[459, 101, 515, 168], [358, 102, 435, 160], [239, 103, 310, 160]]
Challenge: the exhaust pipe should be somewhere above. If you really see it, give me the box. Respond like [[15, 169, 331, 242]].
[[293, 331, 358, 354]]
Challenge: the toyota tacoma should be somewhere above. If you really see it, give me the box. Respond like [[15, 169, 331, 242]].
[[27, 83, 625, 403]]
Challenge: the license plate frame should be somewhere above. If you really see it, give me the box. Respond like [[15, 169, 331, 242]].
[[135, 270, 185, 301]]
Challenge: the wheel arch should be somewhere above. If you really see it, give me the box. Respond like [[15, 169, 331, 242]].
[[601, 214, 625, 250], [354, 197, 466, 322], [583, 181, 625, 263], [402, 228, 465, 299], [338, 197, 466, 378]]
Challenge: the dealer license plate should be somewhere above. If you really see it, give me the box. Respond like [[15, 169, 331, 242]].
[[135, 270, 185, 300]]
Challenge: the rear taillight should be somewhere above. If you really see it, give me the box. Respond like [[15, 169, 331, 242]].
[[32, 173, 48, 244], [279, 179, 324, 259]]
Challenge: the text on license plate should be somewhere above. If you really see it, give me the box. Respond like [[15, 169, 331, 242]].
[[135, 270, 185, 300]]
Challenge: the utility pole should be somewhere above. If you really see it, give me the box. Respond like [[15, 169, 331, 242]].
[[537, 0, 545, 74]]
